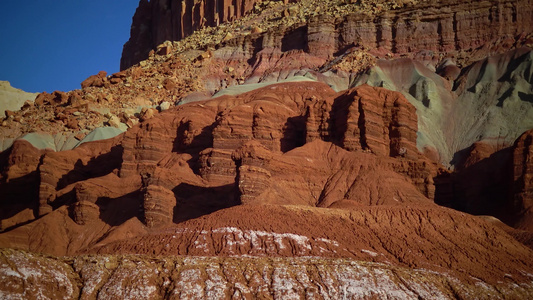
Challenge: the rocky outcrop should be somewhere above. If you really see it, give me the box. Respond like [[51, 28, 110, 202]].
[[71, 200, 99, 226], [232, 141, 273, 204], [0, 140, 47, 230], [433, 131, 533, 230], [122, 82, 435, 212], [37, 138, 124, 217], [122, 0, 533, 69], [81, 71, 108, 89], [121, 0, 265, 69], [330, 85, 419, 159], [3, 248, 532, 300], [0, 81, 436, 247], [143, 184, 176, 227], [2, 0, 533, 295], [356, 48, 533, 165]]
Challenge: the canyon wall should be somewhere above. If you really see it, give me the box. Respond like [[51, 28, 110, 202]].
[[121, 0, 533, 69], [121, 0, 266, 69]]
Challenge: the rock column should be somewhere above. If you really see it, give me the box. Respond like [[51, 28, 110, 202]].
[[143, 185, 176, 228], [232, 141, 273, 205], [71, 183, 100, 225]]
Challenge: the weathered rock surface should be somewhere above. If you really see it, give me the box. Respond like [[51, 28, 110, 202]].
[[356, 48, 533, 165], [121, 0, 265, 70], [122, 0, 533, 70], [433, 131, 533, 232], [1, 82, 532, 295], [0, 140, 47, 231], [2, 248, 532, 300], [2, 204, 533, 294], [81, 71, 108, 89], [143, 184, 176, 228], [2, 0, 533, 296], [4, 1, 533, 160], [0, 82, 429, 245]]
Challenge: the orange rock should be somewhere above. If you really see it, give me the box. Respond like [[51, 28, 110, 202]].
[[81, 71, 108, 89]]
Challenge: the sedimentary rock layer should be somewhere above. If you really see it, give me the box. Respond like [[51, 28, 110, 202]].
[[2, 248, 532, 299], [121, 0, 533, 69], [121, 0, 265, 69]]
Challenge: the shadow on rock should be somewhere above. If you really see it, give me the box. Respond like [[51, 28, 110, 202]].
[[173, 183, 237, 223]]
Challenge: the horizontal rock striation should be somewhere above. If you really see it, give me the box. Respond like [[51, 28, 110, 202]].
[[121, 0, 533, 69], [3, 248, 532, 299], [143, 184, 176, 228], [93, 82, 433, 213], [121, 0, 266, 70], [0, 81, 437, 242]]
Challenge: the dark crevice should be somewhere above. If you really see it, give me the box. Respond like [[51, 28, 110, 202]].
[[434, 146, 514, 225], [172, 183, 237, 223], [56, 145, 124, 191], [173, 120, 216, 175], [281, 26, 308, 52], [280, 116, 307, 152], [357, 99, 369, 150]]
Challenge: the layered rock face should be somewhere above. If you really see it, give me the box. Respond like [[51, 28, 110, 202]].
[[3, 248, 532, 300], [432, 131, 533, 232], [1, 82, 430, 241], [0, 140, 47, 231], [121, 0, 533, 69], [2, 82, 429, 230], [355, 47, 533, 165], [2, 0, 533, 297], [121, 0, 265, 69], [2, 82, 532, 295]]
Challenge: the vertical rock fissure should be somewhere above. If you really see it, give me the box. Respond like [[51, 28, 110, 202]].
[[357, 99, 369, 150], [452, 12, 459, 51]]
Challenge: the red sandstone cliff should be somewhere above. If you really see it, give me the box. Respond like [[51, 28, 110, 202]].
[[121, 0, 533, 69], [121, 0, 267, 69], [1, 0, 533, 297]]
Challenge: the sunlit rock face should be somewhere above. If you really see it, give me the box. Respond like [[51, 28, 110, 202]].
[[2, 0, 533, 297]]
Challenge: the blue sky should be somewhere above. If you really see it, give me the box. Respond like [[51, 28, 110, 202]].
[[0, 1, 140, 93]]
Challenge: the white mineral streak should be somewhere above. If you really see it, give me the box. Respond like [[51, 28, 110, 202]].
[[171, 227, 341, 255], [0, 251, 76, 300], [205, 265, 228, 298], [173, 268, 205, 299], [97, 259, 158, 300], [2, 251, 533, 299]]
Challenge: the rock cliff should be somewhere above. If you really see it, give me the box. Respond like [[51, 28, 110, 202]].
[[121, 0, 266, 70], [2, 0, 533, 297], [512, 129, 533, 230], [122, 0, 533, 69], [1, 81, 533, 297]]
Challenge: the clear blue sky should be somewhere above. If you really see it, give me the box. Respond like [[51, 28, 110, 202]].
[[0, 1, 140, 93]]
